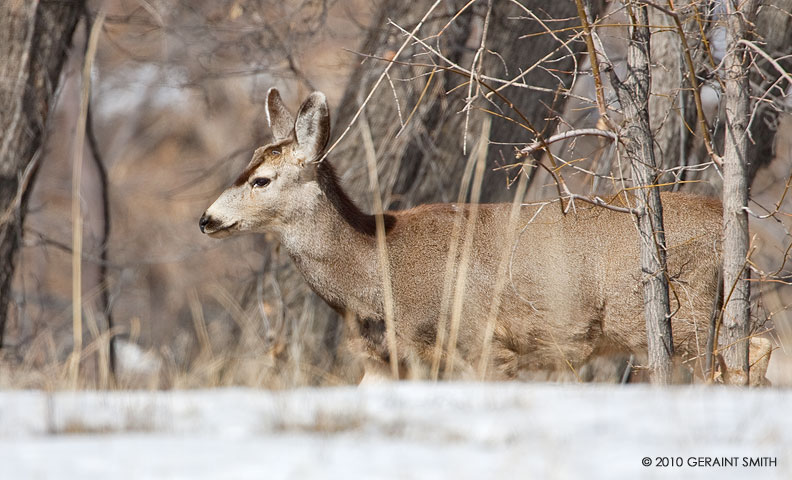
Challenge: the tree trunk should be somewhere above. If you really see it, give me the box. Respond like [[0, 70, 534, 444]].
[[333, 0, 603, 206], [612, 2, 673, 384], [0, 0, 84, 345], [646, 0, 703, 188], [680, 0, 792, 192], [719, 0, 760, 385]]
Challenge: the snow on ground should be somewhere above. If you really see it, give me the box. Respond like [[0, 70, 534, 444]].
[[1, 383, 790, 479]]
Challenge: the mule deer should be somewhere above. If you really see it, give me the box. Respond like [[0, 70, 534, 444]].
[[200, 88, 766, 383]]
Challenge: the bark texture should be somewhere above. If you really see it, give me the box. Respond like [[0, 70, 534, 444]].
[[332, 0, 603, 207], [681, 0, 792, 192], [720, 0, 759, 384], [612, 3, 673, 384], [0, 0, 84, 345], [646, 1, 701, 187]]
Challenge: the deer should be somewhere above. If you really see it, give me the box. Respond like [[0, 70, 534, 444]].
[[200, 88, 771, 384]]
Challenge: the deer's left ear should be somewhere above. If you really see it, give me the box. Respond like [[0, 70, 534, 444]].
[[266, 88, 294, 141], [294, 92, 330, 162]]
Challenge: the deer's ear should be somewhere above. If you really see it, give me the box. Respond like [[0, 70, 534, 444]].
[[294, 92, 330, 162], [266, 88, 294, 141]]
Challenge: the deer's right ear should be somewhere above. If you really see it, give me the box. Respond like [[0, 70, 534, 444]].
[[294, 92, 330, 162], [266, 88, 294, 141]]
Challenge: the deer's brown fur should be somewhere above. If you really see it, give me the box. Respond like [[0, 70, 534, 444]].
[[201, 89, 736, 381]]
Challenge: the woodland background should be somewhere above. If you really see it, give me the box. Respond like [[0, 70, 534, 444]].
[[1, 0, 791, 388]]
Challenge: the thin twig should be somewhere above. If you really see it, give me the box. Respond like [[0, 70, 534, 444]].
[[738, 39, 792, 87], [395, 67, 437, 138], [351, 50, 596, 104], [573, 0, 614, 129], [517, 128, 617, 157], [743, 169, 792, 220], [317, 0, 444, 163], [462, 0, 493, 155], [639, 0, 721, 167]]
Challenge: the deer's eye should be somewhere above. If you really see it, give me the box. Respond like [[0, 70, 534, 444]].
[[251, 177, 271, 188], [270, 149, 280, 156]]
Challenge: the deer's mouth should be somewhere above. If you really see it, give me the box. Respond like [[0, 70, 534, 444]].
[[206, 221, 238, 238], [200, 213, 239, 238]]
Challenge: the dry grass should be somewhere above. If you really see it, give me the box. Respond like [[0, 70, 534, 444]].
[[3, 0, 790, 391]]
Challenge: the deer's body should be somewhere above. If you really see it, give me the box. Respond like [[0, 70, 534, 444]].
[[201, 89, 723, 380], [283, 162, 721, 378]]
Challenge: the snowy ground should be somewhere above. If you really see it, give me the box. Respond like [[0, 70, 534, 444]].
[[1, 383, 790, 479]]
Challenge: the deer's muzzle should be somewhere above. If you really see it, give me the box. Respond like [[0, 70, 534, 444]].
[[199, 213, 237, 237]]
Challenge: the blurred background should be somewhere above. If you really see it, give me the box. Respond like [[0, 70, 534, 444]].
[[2, 0, 790, 388], [5, 0, 373, 388]]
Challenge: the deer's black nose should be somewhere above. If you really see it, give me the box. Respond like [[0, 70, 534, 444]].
[[199, 213, 211, 233]]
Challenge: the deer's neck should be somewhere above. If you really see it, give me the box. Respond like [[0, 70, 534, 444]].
[[279, 161, 395, 319], [314, 161, 395, 236]]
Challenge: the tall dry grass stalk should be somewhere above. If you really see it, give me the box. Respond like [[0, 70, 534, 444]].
[[444, 117, 490, 377], [69, 9, 106, 387], [477, 168, 529, 378], [429, 124, 479, 380], [360, 110, 399, 379]]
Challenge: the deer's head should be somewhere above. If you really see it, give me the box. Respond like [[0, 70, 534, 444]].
[[199, 88, 330, 238]]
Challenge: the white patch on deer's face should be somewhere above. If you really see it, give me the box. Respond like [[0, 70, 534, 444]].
[[202, 185, 245, 238]]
